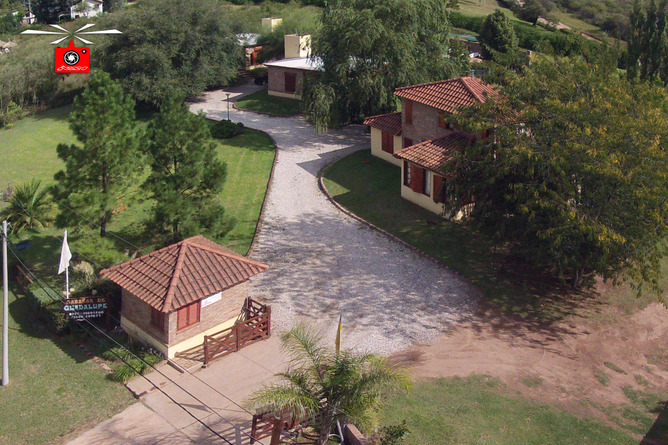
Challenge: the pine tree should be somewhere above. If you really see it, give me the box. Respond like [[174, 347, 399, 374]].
[[53, 71, 141, 237], [479, 9, 519, 60], [142, 93, 232, 241]]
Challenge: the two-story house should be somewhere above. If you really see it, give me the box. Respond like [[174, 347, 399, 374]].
[[364, 76, 499, 215]]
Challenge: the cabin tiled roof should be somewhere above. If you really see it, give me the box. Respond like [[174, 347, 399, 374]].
[[101, 236, 268, 313], [394, 133, 472, 172], [363, 112, 402, 136], [394, 77, 499, 114]]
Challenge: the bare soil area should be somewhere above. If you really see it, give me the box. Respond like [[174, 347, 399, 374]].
[[391, 290, 668, 440]]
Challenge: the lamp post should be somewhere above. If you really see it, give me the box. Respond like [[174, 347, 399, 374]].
[[226, 93, 231, 121]]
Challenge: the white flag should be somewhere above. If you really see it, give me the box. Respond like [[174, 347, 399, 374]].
[[58, 230, 72, 275]]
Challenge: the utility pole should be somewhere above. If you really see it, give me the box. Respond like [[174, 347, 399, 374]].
[[2, 220, 9, 386]]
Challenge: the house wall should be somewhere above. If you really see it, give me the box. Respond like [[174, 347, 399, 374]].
[[402, 99, 454, 144], [167, 281, 249, 346], [369, 128, 403, 167], [267, 66, 307, 99], [262, 17, 282, 32], [120, 281, 249, 359], [399, 163, 445, 215], [70, 1, 102, 18]]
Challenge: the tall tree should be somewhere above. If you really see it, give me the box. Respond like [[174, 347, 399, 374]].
[[447, 57, 668, 290], [53, 71, 141, 237], [142, 93, 232, 241], [33, 0, 71, 23], [96, 0, 243, 107], [248, 324, 406, 445], [302, 0, 469, 131], [479, 9, 519, 59], [626, 0, 668, 82]]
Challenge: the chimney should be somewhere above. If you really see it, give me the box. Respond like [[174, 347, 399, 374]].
[[261, 17, 282, 32], [470, 69, 475, 78], [284, 34, 311, 59]]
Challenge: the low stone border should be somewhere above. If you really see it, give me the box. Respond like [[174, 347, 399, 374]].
[[317, 156, 475, 288], [247, 130, 280, 257], [232, 103, 302, 118]]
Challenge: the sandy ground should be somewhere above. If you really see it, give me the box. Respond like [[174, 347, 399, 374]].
[[391, 296, 668, 436]]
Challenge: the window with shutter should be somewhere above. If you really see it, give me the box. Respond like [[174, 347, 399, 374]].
[[177, 301, 201, 331], [410, 165, 424, 193], [381, 131, 394, 153], [405, 100, 412, 124], [423, 171, 431, 197]]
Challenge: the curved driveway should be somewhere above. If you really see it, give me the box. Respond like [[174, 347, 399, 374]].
[[191, 89, 478, 355]]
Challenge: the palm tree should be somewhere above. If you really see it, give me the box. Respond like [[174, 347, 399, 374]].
[[4, 179, 51, 233], [247, 324, 407, 445]]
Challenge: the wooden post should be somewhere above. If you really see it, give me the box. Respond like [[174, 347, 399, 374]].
[[266, 306, 271, 337], [250, 414, 258, 445], [235, 323, 240, 352], [269, 417, 282, 445], [203, 336, 209, 367]]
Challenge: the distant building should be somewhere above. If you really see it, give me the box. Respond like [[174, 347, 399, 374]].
[[237, 33, 263, 68], [264, 34, 321, 100], [70, 0, 103, 19], [22, 11, 36, 25], [0, 40, 17, 54], [261, 17, 282, 32]]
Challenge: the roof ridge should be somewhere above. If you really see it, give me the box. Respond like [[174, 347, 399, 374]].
[[162, 243, 187, 313], [395, 78, 460, 93], [100, 238, 188, 276], [460, 77, 485, 103], [365, 111, 401, 119], [186, 239, 269, 270]]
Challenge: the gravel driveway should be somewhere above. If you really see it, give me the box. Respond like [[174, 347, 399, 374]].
[[191, 88, 478, 355]]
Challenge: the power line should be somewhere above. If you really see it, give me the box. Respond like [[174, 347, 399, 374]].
[[8, 247, 268, 445], [12, 228, 258, 419], [7, 202, 267, 436]]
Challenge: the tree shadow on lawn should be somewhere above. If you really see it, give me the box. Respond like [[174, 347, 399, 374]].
[[322, 151, 604, 350]]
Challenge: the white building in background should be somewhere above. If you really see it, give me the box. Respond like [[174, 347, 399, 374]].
[[70, 0, 103, 19]]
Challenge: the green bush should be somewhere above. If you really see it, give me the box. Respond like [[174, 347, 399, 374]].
[[210, 119, 244, 139], [71, 235, 133, 269]]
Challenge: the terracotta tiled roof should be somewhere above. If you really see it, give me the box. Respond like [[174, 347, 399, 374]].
[[363, 112, 402, 135], [394, 133, 472, 172], [101, 236, 268, 312], [394, 77, 500, 114]]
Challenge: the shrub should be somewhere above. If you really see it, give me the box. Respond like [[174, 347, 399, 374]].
[[210, 119, 244, 139]]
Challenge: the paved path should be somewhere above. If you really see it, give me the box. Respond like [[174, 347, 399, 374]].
[[192, 87, 479, 355]]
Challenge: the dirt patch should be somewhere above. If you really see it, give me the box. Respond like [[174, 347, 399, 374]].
[[391, 298, 668, 438]]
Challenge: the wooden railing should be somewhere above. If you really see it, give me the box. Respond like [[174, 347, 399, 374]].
[[203, 298, 271, 366]]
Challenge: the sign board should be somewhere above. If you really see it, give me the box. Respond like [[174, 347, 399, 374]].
[[62, 296, 107, 320], [201, 292, 222, 308]]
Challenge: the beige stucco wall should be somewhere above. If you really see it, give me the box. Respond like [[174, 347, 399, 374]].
[[399, 162, 445, 215], [267, 66, 307, 100], [284, 34, 311, 58], [262, 17, 282, 32], [370, 128, 403, 167]]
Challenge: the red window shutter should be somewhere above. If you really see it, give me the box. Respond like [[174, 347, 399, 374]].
[[433, 175, 444, 202], [381, 131, 393, 153], [410, 166, 424, 193], [284, 72, 296, 93], [177, 307, 187, 330], [405, 100, 412, 124], [189, 302, 200, 325], [404, 137, 413, 148]]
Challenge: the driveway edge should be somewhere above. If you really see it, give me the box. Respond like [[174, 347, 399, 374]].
[[317, 157, 473, 285]]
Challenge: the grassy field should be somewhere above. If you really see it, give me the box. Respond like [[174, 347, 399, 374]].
[[0, 107, 276, 444], [322, 150, 665, 322], [0, 286, 136, 445], [381, 376, 635, 444], [234, 88, 301, 117]]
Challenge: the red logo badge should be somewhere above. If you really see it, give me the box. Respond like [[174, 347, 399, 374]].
[[55, 40, 90, 73]]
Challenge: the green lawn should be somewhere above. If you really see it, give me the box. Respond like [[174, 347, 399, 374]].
[[322, 150, 665, 322], [0, 107, 277, 444], [234, 88, 301, 117], [0, 106, 73, 189], [381, 376, 634, 444], [0, 287, 135, 445]]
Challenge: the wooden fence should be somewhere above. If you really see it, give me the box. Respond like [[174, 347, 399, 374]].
[[202, 298, 271, 366]]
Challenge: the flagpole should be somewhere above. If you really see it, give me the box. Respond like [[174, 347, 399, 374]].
[[65, 262, 69, 300], [2, 220, 9, 386]]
